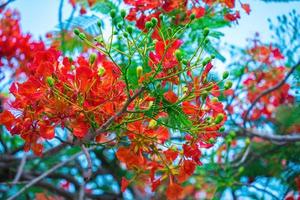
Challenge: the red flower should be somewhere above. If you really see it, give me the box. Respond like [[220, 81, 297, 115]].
[[121, 177, 130, 192], [0, 110, 15, 130], [164, 91, 178, 104], [241, 3, 251, 15], [166, 182, 184, 200], [224, 11, 240, 22]]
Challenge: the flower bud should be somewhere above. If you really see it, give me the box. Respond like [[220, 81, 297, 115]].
[[202, 57, 211, 66], [224, 81, 233, 90], [97, 20, 102, 28], [73, 28, 80, 35], [136, 66, 143, 78], [238, 166, 244, 174], [211, 97, 219, 102], [209, 138, 215, 144], [214, 113, 224, 124], [174, 50, 182, 61], [117, 23, 122, 29], [190, 13, 196, 20], [222, 71, 229, 79], [78, 33, 86, 40], [151, 17, 158, 26], [203, 28, 209, 37], [46, 76, 55, 87], [245, 138, 251, 145], [204, 38, 209, 45], [229, 130, 236, 138], [98, 65, 105, 76], [181, 59, 188, 65], [205, 116, 212, 124], [120, 9, 126, 18], [110, 9, 116, 18], [159, 14, 164, 20], [201, 91, 208, 100], [126, 26, 133, 34], [148, 119, 157, 129], [145, 21, 153, 30], [123, 32, 129, 38], [219, 126, 225, 132], [89, 53, 97, 65]]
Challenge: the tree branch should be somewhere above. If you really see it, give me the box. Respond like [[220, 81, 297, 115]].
[[7, 146, 95, 200], [81, 144, 92, 181], [78, 87, 145, 144], [0, 0, 15, 9], [12, 154, 26, 185]]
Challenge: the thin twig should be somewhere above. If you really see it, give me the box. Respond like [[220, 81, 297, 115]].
[[81, 144, 92, 181], [244, 129, 300, 142], [12, 154, 27, 185], [7, 146, 95, 200], [78, 87, 145, 144], [231, 145, 250, 168], [0, 0, 15, 9]]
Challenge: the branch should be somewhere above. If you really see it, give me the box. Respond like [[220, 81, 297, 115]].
[[81, 144, 92, 181], [7, 146, 95, 200], [244, 61, 300, 126], [12, 154, 27, 185], [79, 87, 145, 144], [0, 0, 15, 9], [244, 129, 300, 142]]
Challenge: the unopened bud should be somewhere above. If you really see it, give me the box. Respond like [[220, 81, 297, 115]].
[[148, 119, 157, 129], [190, 13, 196, 20], [203, 28, 209, 37], [229, 131, 236, 138], [182, 59, 188, 65], [120, 9, 126, 18], [222, 71, 229, 79], [46, 76, 55, 87], [238, 166, 244, 174], [136, 66, 143, 78], [214, 113, 224, 124], [202, 57, 211, 66], [97, 20, 102, 28], [211, 97, 219, 102], [126, 26, 133, 34], [78, 33, 86, 40], [89, 53, 97, 65], [245, 138, 251, 145], [145, 21, 153, 30], [174, 50, 182, 61], [98, 65, 105, 76], [151, 17, 158, 26], [123, 32, 129, 38], [73, 28, 80, 35], [110, 9, 116, 18], [201, 91, 208, 100], [224, 81, 233, 90], [219, 126, 225, 132], [209, 138, 215, 144]]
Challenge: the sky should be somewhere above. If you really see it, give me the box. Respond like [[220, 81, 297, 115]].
[[7, 0, 300, 65]]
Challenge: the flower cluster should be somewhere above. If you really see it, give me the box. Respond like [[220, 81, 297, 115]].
[[226, 39, 294, 121], [0, 2, 232, 199], [0, 9, 45, 76], [0, 49, 126, 155]]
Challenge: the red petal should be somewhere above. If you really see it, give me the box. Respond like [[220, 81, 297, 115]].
[[0, 110, 15, 130], [164, 91, 178, 104], [121, 177, 130, 192], [241, 3, 251, 15]]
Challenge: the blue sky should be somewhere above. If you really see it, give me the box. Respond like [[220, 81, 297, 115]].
[[10, 0, 299, 45]]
